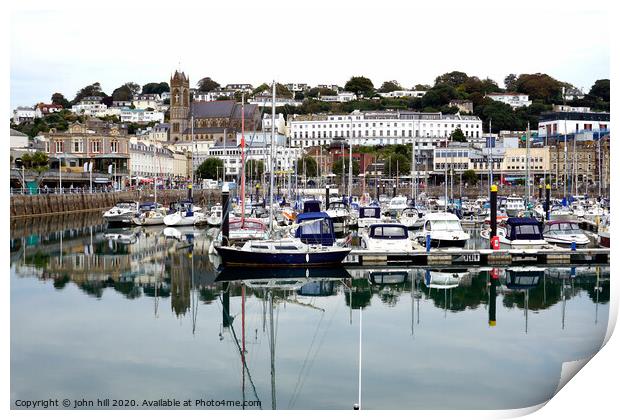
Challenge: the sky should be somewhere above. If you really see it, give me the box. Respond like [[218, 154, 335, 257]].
[[10, 0, 611, 110]]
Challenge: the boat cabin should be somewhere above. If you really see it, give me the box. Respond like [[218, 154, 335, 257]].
[[505, 218, 544, 241], [543, 221, 582, 235], [295, 212, 336, 246], [138, 202, 158, 211], [368, 224, 409, 240]]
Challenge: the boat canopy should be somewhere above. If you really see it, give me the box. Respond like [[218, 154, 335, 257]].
[[359, 206, 381, 219], [368, 224, 408, 239], [295, 212, 335, 246], [505, 217, 543, 241]]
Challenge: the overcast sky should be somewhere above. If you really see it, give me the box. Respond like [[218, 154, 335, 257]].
[[10, 0, 610, 109]]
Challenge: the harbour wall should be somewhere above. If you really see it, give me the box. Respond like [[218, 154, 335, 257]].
[[10, 190, 223, 218]]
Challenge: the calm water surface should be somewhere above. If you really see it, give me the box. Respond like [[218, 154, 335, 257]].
[[10, 213, 610, 410]]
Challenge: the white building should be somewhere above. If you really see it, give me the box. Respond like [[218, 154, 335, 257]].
[[194, 90, 236, 102], [12, 107, 36, 123], [321, 92, 356, 102], [10, 129, 29, 148], [262, 113, 287, 135], [285, 83, 308, 92], [378, 90, 426, 98], [250, 95, 302, 107], [225, 83, 253, 93], [71, 97, 107, 116], [120, 108, 165, 124], [205, 132, 300, 178], [289, 110, 483, 148], [129, 139, 187, 180], [537, 111, 610, 138], [132, 94, 161, 110], [485, 92, 532, 108]]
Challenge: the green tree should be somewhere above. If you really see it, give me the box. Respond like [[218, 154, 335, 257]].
[[344, 76, 375, 98], [196, 158, 224, 180], [378, 80, 402, 93], [514, 73, 563, 103], [306, 87, 337, 98], [112, 83, 135, 101], [296, 156, 318, 177], [434, 71, 468, 87], [332, 158, 360, 176], [589, 79, 610, 102], [142, 82, 170, 95], [51, 92, 70, 109], [253, 83, 293, 98], [72, 82, 107, 104], [385, 153, 410, 176], [245, 159, 264, 178], [451, 127, 466, 142], [463, 169, 477, 185], [197, 77, 220, 92], [504, 73, 518, 91]]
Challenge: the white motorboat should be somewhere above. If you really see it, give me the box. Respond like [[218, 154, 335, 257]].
[[326, 201, 350, 235], [398, 207, 422, 229], [360, 223, 413, 253], [387, 195, 409, 215], [505, 196, 525, 217], [417, 212, 470, 248], [163, 201, 205, 226], [103, 201, 138, 225], [132, 202, 167, 226], [357, 206, 383, 229], [207, 204, 223, 226], [481, 217, 548, 249], [542, 220, 591, 248]]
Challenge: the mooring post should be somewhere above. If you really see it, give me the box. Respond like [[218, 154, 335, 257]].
[[490, 184, 497, 249], [538, 184, 543, 201], [325, 186, 330, 211], [221, 183, 230, 246], [376, 184, 379, 201], [544, 184, 551, 222]]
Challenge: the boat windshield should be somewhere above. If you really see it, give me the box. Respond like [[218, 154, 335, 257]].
[[361, 208, 379, 218], [430, 220, 462, 231], [514, 224, 541, 236], [371, 225, 407, 239], [301, 220, 331, 235], [548, 222, 582, 234]]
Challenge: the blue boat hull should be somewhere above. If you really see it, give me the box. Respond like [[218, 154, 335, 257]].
[[215, 246, 351, 267]]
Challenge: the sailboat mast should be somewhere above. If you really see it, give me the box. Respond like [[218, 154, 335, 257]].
[[526, 122, 530, 208], [268, 81, 276, 233], [241, 94, 246, 226]]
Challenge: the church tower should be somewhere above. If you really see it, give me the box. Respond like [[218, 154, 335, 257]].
[[169, 70, 190, 141]]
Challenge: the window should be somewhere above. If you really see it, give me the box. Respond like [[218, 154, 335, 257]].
[[72, 139, 83, 153], [111, 140, 118, 153], [92, 140, 101, 153]]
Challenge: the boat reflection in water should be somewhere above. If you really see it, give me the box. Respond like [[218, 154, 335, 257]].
[[10, 213, 611, 410]]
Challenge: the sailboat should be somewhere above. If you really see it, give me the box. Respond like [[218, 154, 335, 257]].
[[133, 161, 167, 225], [215, 82, 351, 268], [227, 93, 268, 241]]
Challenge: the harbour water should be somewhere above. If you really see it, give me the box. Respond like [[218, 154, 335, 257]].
[[10, 213, 610, 410]]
